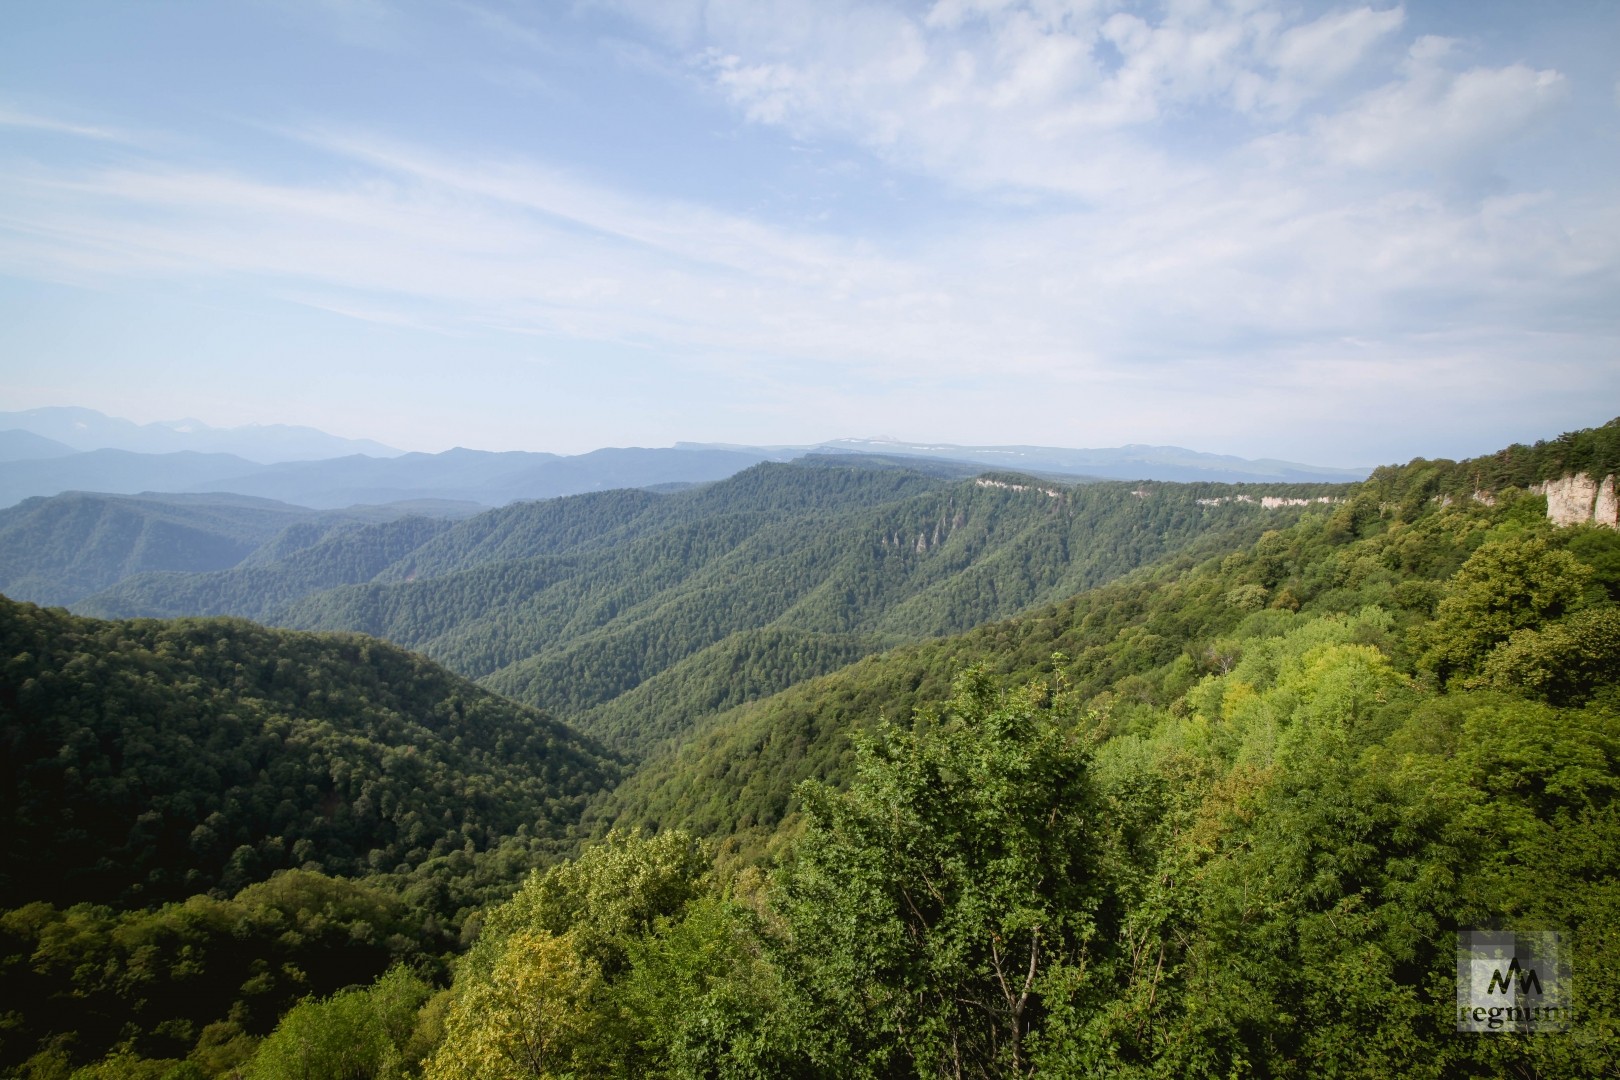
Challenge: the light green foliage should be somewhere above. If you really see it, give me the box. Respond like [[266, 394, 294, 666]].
[[425, 831, 749, 1079], [781, 670, 1099, 1077], [613, 896, 799, 1078], [66, 1052, 190, 1079], [247, 965, 432, 1080], [425, 932, 602, 1080], [1224, 582, 1268, 611], [473, 830, 708, 978]]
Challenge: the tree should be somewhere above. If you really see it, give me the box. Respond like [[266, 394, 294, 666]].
[[1480, 605, 1620, 705], [247, 965, 432, 1080], [425, 931, 600, 1080], [780, 669, 1101, 1078], [1421, 537, 1590, 681], [421, 831, 709, 1079]]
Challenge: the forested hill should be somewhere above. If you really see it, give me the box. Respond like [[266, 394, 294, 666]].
[[0, 491, 478, 608], [0, 491, 315, 607], [595, 432, 1620, 856], [85, 460, 1346, 756], [6, 422, 1620, 1078], [1359, 414, 1620, 499], [76, 514, 456, 621], [0, 596, 619, 911]]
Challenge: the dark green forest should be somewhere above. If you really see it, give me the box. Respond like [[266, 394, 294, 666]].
[[1, 418, 1617, 1078], [75, 460, 1346, 758]]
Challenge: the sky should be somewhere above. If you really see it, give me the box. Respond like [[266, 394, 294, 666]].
[[1, 1, 1616, 466]]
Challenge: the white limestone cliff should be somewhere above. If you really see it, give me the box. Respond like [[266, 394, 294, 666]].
[[1536, 473, 1619, 528]]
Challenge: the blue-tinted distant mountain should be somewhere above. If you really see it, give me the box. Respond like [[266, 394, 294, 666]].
[[676, 438, 1369, 484], [0, 448, 269, 509], [813, 438, 1369, 483], [0, 445, 773, 509], [0, 490, 476, 607], [0, 429, 76, 462], [198, 446, 773, 508], [0, 406, 402, 462]]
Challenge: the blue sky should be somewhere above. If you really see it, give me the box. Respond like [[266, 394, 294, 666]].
[[1, 0, 1616, 464]]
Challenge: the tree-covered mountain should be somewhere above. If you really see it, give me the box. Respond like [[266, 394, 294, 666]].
[[0, 492, 475, 608], [4, 418, 1617, 1078], [0, 492, 317, 607], [76, 515, 457, 621], [592, 424, 1620, 855], [287, 451, 1616, 1079], [813, 436, 1371, 482], [1357, 414, 1620, 498], [449, 424, 1612, 1079], [0, 596, 619, 913], [85, 460, 1344, 756]]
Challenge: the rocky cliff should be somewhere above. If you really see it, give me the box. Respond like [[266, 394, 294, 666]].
[[1537, 473, 1619, 528]]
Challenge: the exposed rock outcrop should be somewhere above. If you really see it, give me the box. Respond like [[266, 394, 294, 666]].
[[1536, 473, 1619, 528], [975, 478, 1061, 498]]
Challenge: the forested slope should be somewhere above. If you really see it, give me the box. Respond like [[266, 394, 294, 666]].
[[70, 459, 1341, 757], [285, 466, 1339, 755], [77, 515, 455, 620], [6, 420, 1619, 1078], [0, 597, 618, 912], [0, 492, 313, 606], [327, 436, 1618, 1078], [594, 436, 1620, 856]]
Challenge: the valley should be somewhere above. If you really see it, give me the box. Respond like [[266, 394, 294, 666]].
[[0, 417, 1616, 1077]]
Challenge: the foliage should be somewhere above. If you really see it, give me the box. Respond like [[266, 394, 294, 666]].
[[0, 596, 619, 911], [1479, 605, 1620, 705], [246, 965, 436, 1080], [80, 516, 453, 621], [1419, 536, 1591, 681], [63, 459, 1335, 758], [0, 872, 430, 1076], [0, 492, 310, 607], [1354, 415, 1620, 504], [10, 425, 1620, 1077], [781, 670, 1101, 1077]]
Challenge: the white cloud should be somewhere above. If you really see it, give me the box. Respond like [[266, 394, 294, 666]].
[[1, 0, 1613, 460], [1311, 37, 1566, 173], [603, 1, 1416, 198], [1238, 5, 1405, 116]]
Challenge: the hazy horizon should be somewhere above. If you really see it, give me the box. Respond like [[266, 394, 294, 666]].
[[3, 2, 1617, 463]]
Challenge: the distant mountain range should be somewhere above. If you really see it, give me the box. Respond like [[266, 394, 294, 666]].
[[803, 437, 1370, 484], [0, 406, 1371, 510], [0, 406, 402, 461]]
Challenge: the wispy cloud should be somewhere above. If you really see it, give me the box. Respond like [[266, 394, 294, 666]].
[[0, 104, 137, 143], [0, 0, 1614, 458]]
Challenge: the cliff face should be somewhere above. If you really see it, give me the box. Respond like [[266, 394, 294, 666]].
[[1537, 473, 1619, 528]]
